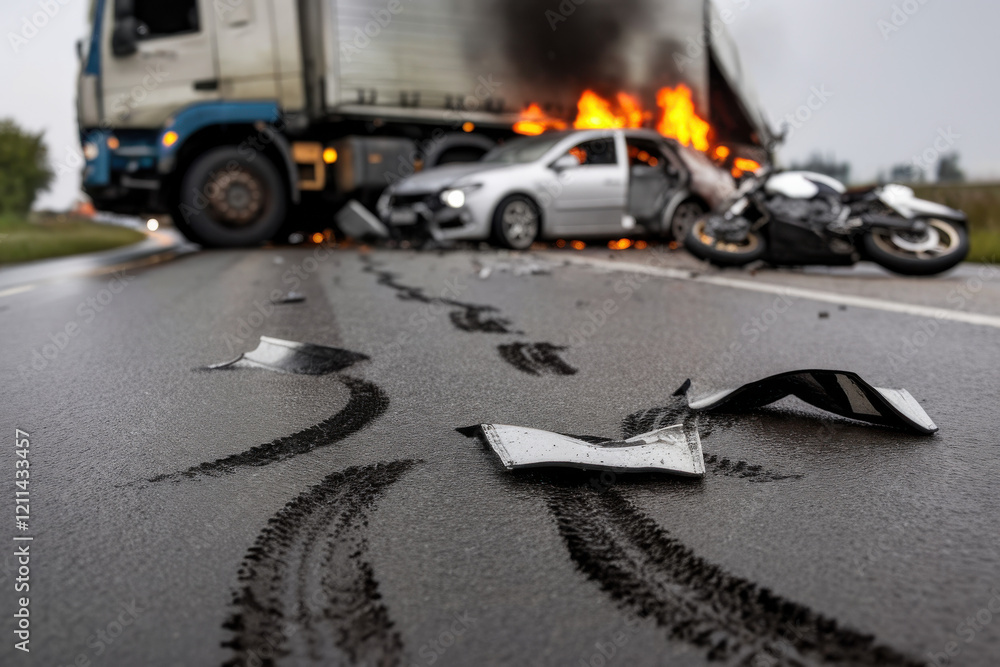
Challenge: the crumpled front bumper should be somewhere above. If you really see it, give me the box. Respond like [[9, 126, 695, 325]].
[[377, 191, 482, 241]]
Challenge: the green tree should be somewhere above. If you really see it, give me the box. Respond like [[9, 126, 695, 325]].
[[936, 152, 965, 183], [0, 119, 54, 216]]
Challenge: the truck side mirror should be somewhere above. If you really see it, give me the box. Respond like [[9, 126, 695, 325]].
[[112, 18, 139, 56], [112, 0, 138, 57]]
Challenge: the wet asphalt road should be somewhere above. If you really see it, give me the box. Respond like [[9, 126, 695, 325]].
[[2, 239, 1000, 667]]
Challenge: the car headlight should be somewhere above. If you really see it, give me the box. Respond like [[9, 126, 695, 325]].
[[440, 184, 482, 209], [441, 189, 466, 208]]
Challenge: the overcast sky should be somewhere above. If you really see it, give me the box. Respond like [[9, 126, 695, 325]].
[[0, 0, 997, 210]]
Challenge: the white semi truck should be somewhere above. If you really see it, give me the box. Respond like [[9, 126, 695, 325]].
[[77, 0, 769, 246]]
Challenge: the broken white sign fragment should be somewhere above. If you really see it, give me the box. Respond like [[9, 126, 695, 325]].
[[475, 423, 705, 477]]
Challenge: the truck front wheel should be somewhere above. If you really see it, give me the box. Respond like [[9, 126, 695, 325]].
[[176, 147, 287, 247]]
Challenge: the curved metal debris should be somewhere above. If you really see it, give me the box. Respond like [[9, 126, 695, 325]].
[[271, 291, 305, 304], [476, 423, 705, 476], [682, 369, 938, 435], [207, 336, 368, 375]]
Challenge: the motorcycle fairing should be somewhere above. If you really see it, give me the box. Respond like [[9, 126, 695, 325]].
[[878, 185, 967, 223], [765, 171, 846, 199], [684, 369, 938, 434]]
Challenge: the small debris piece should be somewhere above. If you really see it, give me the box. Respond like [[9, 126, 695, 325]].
[[207, 336, 368, 375], [272, 292, 306, 304]]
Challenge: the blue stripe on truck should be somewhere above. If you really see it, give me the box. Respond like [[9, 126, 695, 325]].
[[157, 101, 282, 173], [85, 0, 106, 76]]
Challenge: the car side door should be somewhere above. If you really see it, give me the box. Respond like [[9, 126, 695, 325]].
[[624, 136, 687, 226], [545, 134, 628, 234]]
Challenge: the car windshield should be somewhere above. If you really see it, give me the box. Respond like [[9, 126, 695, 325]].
[[482, 134, 567, 165]]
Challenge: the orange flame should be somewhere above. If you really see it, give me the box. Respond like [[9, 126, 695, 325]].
[[617, 93, 647, 128], [572, 91, 650, 130], [512, 103, 567, 136], [514, 86, 713, 153], [656, 85, 710, 152], [732, 157, 762, 177]]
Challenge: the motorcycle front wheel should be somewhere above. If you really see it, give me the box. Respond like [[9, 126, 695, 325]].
[[863, 218, 969, 276], [684, 217, 768, 267]]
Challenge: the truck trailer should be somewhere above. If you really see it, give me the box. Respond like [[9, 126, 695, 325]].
[[77, 0, 770, 247]]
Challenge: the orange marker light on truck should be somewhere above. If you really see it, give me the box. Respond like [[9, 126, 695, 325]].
[[162, 131, 179, 148], [323, 148, 338, 164]]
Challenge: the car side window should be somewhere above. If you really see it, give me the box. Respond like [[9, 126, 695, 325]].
[[130, 0, 200, 39], [627, 138, 681, 178], [565, 138, 618, 167], [626, 139, 664, 168]]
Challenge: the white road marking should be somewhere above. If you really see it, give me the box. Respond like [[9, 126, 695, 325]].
[[562, 256, 1000, 330], [0, 285, 36, 298]]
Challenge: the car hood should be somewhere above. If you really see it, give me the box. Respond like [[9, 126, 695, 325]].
[[391, 162, 507, 194]]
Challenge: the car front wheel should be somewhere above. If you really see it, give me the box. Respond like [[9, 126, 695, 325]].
[[669, 200, 707, 242], [492, 195, 541, 250]]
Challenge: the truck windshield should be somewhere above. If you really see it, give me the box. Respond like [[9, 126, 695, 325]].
[[482, 134, 567, 165]]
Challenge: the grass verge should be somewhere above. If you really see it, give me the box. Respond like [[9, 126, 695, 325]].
[[914, 183, 1000, 264], [0, 214, 146, 265]]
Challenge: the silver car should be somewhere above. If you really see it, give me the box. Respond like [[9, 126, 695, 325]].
[[377, 129, 735, 249]]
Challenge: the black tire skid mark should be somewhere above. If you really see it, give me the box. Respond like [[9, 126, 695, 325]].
[[498, 342, 578, 376], [449, 307, 515, 334], [148, 377, 389, 482], [361, 257, 518, 334], [546, 483, 924, 667], [222, 461, 415, 667], [702, 454, 800, 483]]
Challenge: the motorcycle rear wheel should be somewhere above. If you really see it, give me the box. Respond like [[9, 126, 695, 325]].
[[863, 218, 969, 276], [684, 217, 767, 267]]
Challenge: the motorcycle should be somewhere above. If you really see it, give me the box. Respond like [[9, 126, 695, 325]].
[[684, 165, 970, 276]]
